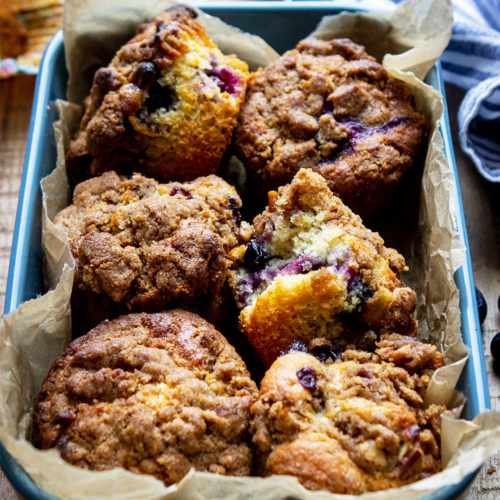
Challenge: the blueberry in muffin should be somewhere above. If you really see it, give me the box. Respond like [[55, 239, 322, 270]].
[[33, 310, 258, 485], [251, 334, 445, 493], [53, 171, 243, 328], [66, 6, 249, 185], [234, 37, 426, 217], [230, 168, 417, 367]]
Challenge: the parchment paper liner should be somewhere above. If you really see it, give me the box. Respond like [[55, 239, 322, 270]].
[[2, 0, 500, 498]]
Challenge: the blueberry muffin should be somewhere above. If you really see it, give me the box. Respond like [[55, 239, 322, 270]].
[[33, 311, 258, 485], [230, 168, 417, 367], [54, 171, 243, 328], [66, 6, 249, 185], [251, 334, 445, 493], [0, 11, 27, 59], [234, 37, 426, 217]]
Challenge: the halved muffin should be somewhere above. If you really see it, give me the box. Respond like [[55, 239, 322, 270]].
[[230, 168, 417, 367], [66, 5, 249, 185]]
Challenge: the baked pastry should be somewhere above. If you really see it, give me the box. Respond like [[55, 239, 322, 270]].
[[0, 8, 27, 59], [53, 171, 242, 328], [33, 310, 258, 485], [230, 168, 417, 367], [0, 0, 63, 64], [251, 334, 445, 494], [66, 5, 249, 185], [234, 37, 426, 217]]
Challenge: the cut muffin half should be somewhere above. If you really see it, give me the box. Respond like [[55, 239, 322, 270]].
[[66, 5, 249, 185], [230, 168, 417, 367]]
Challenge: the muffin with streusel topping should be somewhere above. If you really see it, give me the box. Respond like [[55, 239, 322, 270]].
[[33, 310, 258, 485], [54, 171, 243, 329], [230, 168, 417, 367], [66, 5, 249, 185], [234, 37, 426, 217], [251, 334, 445, 493]]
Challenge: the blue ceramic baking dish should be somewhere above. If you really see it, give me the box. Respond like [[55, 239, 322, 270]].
[[1, 2, 489, 499]]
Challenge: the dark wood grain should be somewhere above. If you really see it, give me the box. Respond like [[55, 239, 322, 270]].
[[447, 83, 500, 500], [0, 74, 36, 500], [0, 75, 36, 315]]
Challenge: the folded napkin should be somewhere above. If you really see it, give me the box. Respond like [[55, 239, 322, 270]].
[[441, 1, 500, 183], [400, 0, 500, 182]]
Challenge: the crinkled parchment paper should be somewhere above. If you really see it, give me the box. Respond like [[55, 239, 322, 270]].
[[2, 0, 500, 498]]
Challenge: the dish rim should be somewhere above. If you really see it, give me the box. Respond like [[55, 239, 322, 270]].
[[1, 2, 489, 498]]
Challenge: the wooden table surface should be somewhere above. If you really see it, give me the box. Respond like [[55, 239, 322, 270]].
[[0, 76, 499, 499]]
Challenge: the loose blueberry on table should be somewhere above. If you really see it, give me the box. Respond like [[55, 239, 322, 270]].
[[491, 332, 500, 379], [475, 287, 487, 324], [491, 332, 500, 363]]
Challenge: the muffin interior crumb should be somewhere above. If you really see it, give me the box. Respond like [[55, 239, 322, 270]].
[[235, 214, 371, 314], [146, 37, 244, 131], [230, 169, 417, 367]]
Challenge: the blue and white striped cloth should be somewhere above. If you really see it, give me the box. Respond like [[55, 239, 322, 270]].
[[399, 0, 500, 182], [440, 1, 500, 182], [340, 0, 500, 181]]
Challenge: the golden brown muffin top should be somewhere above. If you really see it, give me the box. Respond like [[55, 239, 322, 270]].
[[33, 310, 258, 485], [251, 334, 445, 494], [235, 37, 426, 216], [54, 171, 243, 326]]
